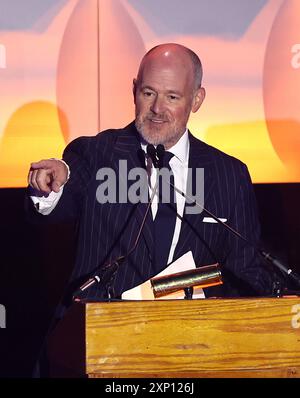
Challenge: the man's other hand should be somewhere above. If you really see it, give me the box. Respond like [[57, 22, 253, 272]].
[[28, 159, 68, 194]]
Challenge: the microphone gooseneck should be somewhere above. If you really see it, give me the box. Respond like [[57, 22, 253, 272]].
[[73, 150, 160, 301], [146, 144, 300, 290], [157, 167, 300, 290]]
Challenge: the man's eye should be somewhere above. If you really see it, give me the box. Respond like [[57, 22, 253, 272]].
[[144, 91, 154, 97], [169, 95, 179, 100]]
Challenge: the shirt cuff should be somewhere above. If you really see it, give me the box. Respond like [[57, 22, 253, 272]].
[[29, 185, 64, 215], [29, 158, 70, 215]]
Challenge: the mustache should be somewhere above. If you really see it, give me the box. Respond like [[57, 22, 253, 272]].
[[144, 113, 170, 122]]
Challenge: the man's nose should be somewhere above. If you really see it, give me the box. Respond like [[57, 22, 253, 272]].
[[150, 95, 165, 114]]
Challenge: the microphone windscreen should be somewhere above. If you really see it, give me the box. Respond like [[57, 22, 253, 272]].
[[146, 144, 156, 157], [146, 144, 158, 167], [156, 144, 165, 158], [156, 144, 165, 168]]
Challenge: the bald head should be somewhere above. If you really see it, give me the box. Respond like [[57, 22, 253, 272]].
[[136, 43, 203, 91], [133, 43, 206, 149]]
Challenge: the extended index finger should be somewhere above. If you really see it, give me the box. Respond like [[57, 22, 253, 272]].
[[30, 159, 55, 170]]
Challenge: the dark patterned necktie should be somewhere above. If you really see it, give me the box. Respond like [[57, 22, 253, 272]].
[[153, 151, 177, 272]]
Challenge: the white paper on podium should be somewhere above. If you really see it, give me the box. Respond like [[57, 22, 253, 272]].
[[122, 251, 205, 300]]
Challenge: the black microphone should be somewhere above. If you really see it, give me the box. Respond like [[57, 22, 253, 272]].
[[73, 150, 159, 300], [156, 144, 165, 167], [146, 144, 159, 168], [154, 149, 300, 290], [146, 144, 166, 170]]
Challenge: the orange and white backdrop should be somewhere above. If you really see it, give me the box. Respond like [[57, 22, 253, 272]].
[[0, 0, 299, 188]]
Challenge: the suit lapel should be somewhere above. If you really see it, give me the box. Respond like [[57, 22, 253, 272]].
[[174, 132, 215, 259], [113, 122, 154, 259]]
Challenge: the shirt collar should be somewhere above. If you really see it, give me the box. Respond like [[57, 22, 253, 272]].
[[140, 129, 189, 164]]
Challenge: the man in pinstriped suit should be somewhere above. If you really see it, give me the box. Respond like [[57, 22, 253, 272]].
[[28, 43, 274, 309]]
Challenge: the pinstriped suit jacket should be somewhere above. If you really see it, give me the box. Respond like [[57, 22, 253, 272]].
[[42, 121, 274, 303]]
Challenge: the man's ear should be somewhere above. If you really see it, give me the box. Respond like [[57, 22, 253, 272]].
[[132, 78, 137, 104], [192, 87, 206, 113]]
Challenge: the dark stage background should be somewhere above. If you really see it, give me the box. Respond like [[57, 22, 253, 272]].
[[0, 184, 300, 377]]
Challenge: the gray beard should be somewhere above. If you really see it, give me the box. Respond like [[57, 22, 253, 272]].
[[135, 119, 183, 148]]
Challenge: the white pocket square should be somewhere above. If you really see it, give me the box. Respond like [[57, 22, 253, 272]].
[[203, 217, 227, 223]]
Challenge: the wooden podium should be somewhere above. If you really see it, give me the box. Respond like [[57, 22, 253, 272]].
[[47, 297, 300, 378]]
